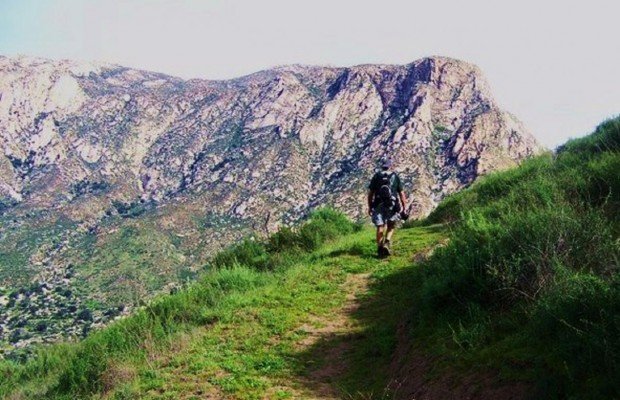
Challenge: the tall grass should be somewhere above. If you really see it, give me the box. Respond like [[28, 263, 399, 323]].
[[416, 117, 620, 398], [211, 207, 360, 270], [0, 267, 266, 398]]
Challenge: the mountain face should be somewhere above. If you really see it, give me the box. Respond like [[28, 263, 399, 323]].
[[0, 55, 542, 352], [1, 55, 540, 223]]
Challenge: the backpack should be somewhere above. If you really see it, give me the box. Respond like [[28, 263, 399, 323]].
[[375, 172, 401, 211]]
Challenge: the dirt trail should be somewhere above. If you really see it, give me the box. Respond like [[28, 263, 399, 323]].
[[268, 272, 371, 400], [267, 239, 529, 400]]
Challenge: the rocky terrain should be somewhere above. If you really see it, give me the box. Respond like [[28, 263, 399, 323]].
[[0, 55, 542, 355]]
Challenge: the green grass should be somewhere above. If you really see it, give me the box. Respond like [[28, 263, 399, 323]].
[[408, 117, 620, 399], [1, 209, 448, 399], [315, 224, 446, 396]]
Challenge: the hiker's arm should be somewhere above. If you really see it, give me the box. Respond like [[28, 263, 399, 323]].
[[367, 191, 374, 215], [399, 191, 408, 210]]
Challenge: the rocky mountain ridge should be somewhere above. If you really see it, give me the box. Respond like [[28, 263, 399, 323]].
[[1, 55, 541, 223]]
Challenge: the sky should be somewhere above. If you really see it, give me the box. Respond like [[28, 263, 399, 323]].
[[0, 0, 618, 148]]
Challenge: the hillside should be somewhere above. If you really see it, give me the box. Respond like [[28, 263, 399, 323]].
[[1, 117, 618, 399], [1, 212, 451, 399], [401, 117, 619, 399], [0, 55, 542, 351]]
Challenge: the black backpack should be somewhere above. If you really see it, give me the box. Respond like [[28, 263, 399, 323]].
[[375, 172, 401, 211]]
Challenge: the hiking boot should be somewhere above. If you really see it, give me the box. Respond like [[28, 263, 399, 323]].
[[378, 245, 388, 258], [383, 240, 392, 255]]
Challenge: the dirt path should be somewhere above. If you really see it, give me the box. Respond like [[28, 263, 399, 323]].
[[268, 272, 372, 399], [268, 237, 530, 400]]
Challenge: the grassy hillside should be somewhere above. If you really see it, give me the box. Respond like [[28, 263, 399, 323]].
[[0, 211, 447, 399], [0, 198, 254, 357], [403, 117, 619, 399]]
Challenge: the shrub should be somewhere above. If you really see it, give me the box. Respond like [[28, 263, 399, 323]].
[[211, 238, 270, 271], [35, 320, 48, 332], [112, 200, 154, 219], [76, 309, 93, 322], [267, 227, 298, 253], [212, 208, 355, 271], [307, 207, 357, 234], [297, 220, 337, 251], [293, 208, 356, 251]]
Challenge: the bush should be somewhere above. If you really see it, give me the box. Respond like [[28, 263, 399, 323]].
[[212, 208, 356, 271], [112, 200, 154, 219], [267, 227, 298, 253], [307, 207, 357, 234], [76, 309, 93, 322], [35, 320, 48, 332], [211, 238, 270, 271], [297, 219, 338, 251]]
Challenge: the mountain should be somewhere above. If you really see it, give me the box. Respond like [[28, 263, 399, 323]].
[[0, 55, 542, 352], [0, 55, 541, 222]]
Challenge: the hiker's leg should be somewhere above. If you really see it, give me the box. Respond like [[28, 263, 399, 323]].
[[376, 224, 388, 258], [376, 225, 385, 246], [385, 221, 396, 242], [381, 221, 396, 256]]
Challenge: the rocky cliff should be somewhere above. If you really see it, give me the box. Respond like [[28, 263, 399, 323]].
[[0, 55, 542, 353], [1, 55, 541, 224]]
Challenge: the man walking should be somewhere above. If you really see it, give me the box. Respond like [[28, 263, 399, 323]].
[[367, 159, 408, 258]]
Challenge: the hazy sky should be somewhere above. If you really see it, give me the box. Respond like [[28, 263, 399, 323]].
[[1, 0, 618, 148]]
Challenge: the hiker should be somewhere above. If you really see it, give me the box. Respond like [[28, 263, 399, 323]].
[[367, 159, 409, 257]]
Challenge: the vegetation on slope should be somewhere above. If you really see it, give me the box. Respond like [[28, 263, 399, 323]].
[[408, 117, 619, 398], [3, 209, 445, 399], [0, 198, 256, 357]]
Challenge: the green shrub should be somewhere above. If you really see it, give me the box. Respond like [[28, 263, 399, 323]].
[[307, 207, 357, 234], [295, 208, 356, 251], [267, 227, 298, 253], [211, 238, 270, 271], [112, 200, 154, 219], [297, 220, 337, 251], [213, 208, 356, 270]]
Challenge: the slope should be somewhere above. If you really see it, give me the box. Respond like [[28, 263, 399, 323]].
[[391, 117, 619, 399], [2, 118, 615, 399], [1, 213, 450, 399]]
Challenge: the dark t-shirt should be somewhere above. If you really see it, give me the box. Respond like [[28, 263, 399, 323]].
[[368, 171, 403, 206]]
